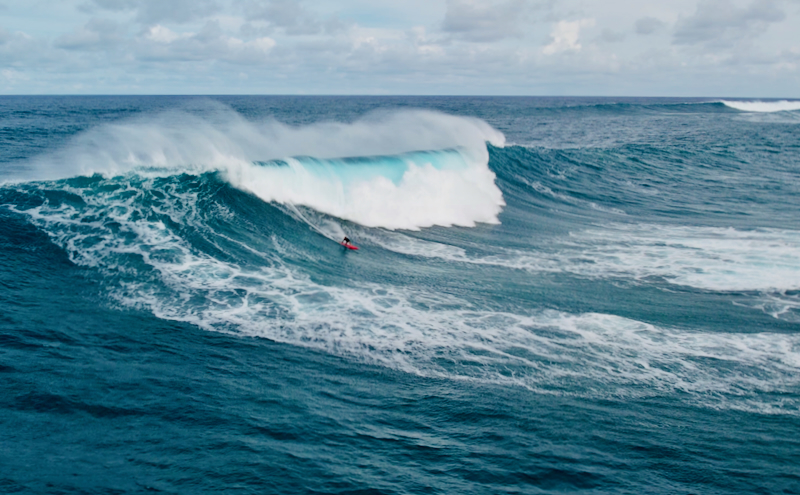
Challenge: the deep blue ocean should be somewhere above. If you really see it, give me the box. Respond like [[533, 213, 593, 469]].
[[1, 96, 799, 494]]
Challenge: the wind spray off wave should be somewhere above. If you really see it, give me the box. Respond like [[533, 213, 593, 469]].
[[21, 105, 506, 230]]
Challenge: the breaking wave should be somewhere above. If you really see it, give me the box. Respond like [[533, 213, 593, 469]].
[[721, 100, 800, 113], [14, 106, 505, 230]]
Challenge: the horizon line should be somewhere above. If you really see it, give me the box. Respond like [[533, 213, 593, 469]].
[[0, 94, 797, 99]]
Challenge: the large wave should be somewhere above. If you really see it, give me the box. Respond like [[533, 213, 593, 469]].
[[15, 104, 506, 230]]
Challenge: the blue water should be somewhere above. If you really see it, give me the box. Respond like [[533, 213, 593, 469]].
[[2, 96, 800, 494]]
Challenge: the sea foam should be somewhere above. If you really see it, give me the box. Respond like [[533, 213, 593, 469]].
[[14, 176, 800, 415]]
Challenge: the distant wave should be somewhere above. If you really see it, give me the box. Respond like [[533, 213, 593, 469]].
[[721, 100, 800, 113], [557, 99, 800, 114]]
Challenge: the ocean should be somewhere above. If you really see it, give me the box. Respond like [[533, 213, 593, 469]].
[[1, 95, 799, 494]]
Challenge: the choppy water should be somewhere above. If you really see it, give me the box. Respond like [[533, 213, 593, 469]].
[[1, 96, 799, 494]]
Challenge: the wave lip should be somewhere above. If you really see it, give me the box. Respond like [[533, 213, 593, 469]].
[[721, 100, 800, 113]]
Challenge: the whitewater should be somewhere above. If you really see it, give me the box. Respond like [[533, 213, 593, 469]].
[[1, 96, 799, 494]]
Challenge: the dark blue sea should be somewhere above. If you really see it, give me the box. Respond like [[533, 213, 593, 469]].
[[1, 96, 799, 494]]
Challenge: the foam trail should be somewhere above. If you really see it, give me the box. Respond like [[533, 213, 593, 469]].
[[11, 176, 800, 415], [371, 223, 800, 321], [549, 224, 800, 292], [721, 100, 800, 113], [282, 204, 346, 242], [417, 224, 800, 293]]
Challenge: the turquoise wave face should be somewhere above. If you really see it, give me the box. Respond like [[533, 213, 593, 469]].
[[257, 149, 470, 185]]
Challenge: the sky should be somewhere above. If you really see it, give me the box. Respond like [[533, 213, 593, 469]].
[[1, 0, 799, 96]]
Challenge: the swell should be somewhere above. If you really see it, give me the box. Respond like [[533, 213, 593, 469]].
[[492, 141, 800, 227]]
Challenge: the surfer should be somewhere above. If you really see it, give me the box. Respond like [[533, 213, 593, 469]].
[[342, 236, 352, 246]]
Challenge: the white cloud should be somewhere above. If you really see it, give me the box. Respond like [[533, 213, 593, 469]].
[[239, 0, 326, 35], [56, 18, 125, 51], [81, 0, 222, 24], [137, 21, 275, 64], [673, 0, 786, 46], [145, 25, 182, 43], [636, 16, 666, 35], [543, 19, 594, 55], [2, 68, 28, 82], [0, 29, 50, 67], [0, 0, 799, 95], [600, 28, 625, 43], [442, 0, 531, 42]]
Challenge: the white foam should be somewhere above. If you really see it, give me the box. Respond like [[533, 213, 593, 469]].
[[226, 152, 503, 230], [14, 181, 800, 415], [415, 224, 800, 294], [549, 224, 800, 292], [721, 100, 800, 113], [373, 223, 800, 292], [359, 230, 469, 260], [370, 223, 800, 322]]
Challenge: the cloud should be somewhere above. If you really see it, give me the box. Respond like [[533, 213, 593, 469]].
[[238, 0, 328, 36], [137, 21, 275, 64], [600, 28, 625, 43], [673, 0, 786, 45], [55, 18, 126, 51], [0, 29, 50, 67], [2, 0, 800, 95], [442, 0, 529, 42], [542, 19, 594, 55], [1, 68, 28, 83], [145, 24, 182, 43], [635, 16, 666, 35], [81, 0, 222, 24]]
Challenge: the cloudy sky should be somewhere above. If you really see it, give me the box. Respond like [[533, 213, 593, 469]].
[[2, 0, 799, 96]]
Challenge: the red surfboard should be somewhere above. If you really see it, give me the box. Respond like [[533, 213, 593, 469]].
[[340, 242, 359, 250]]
